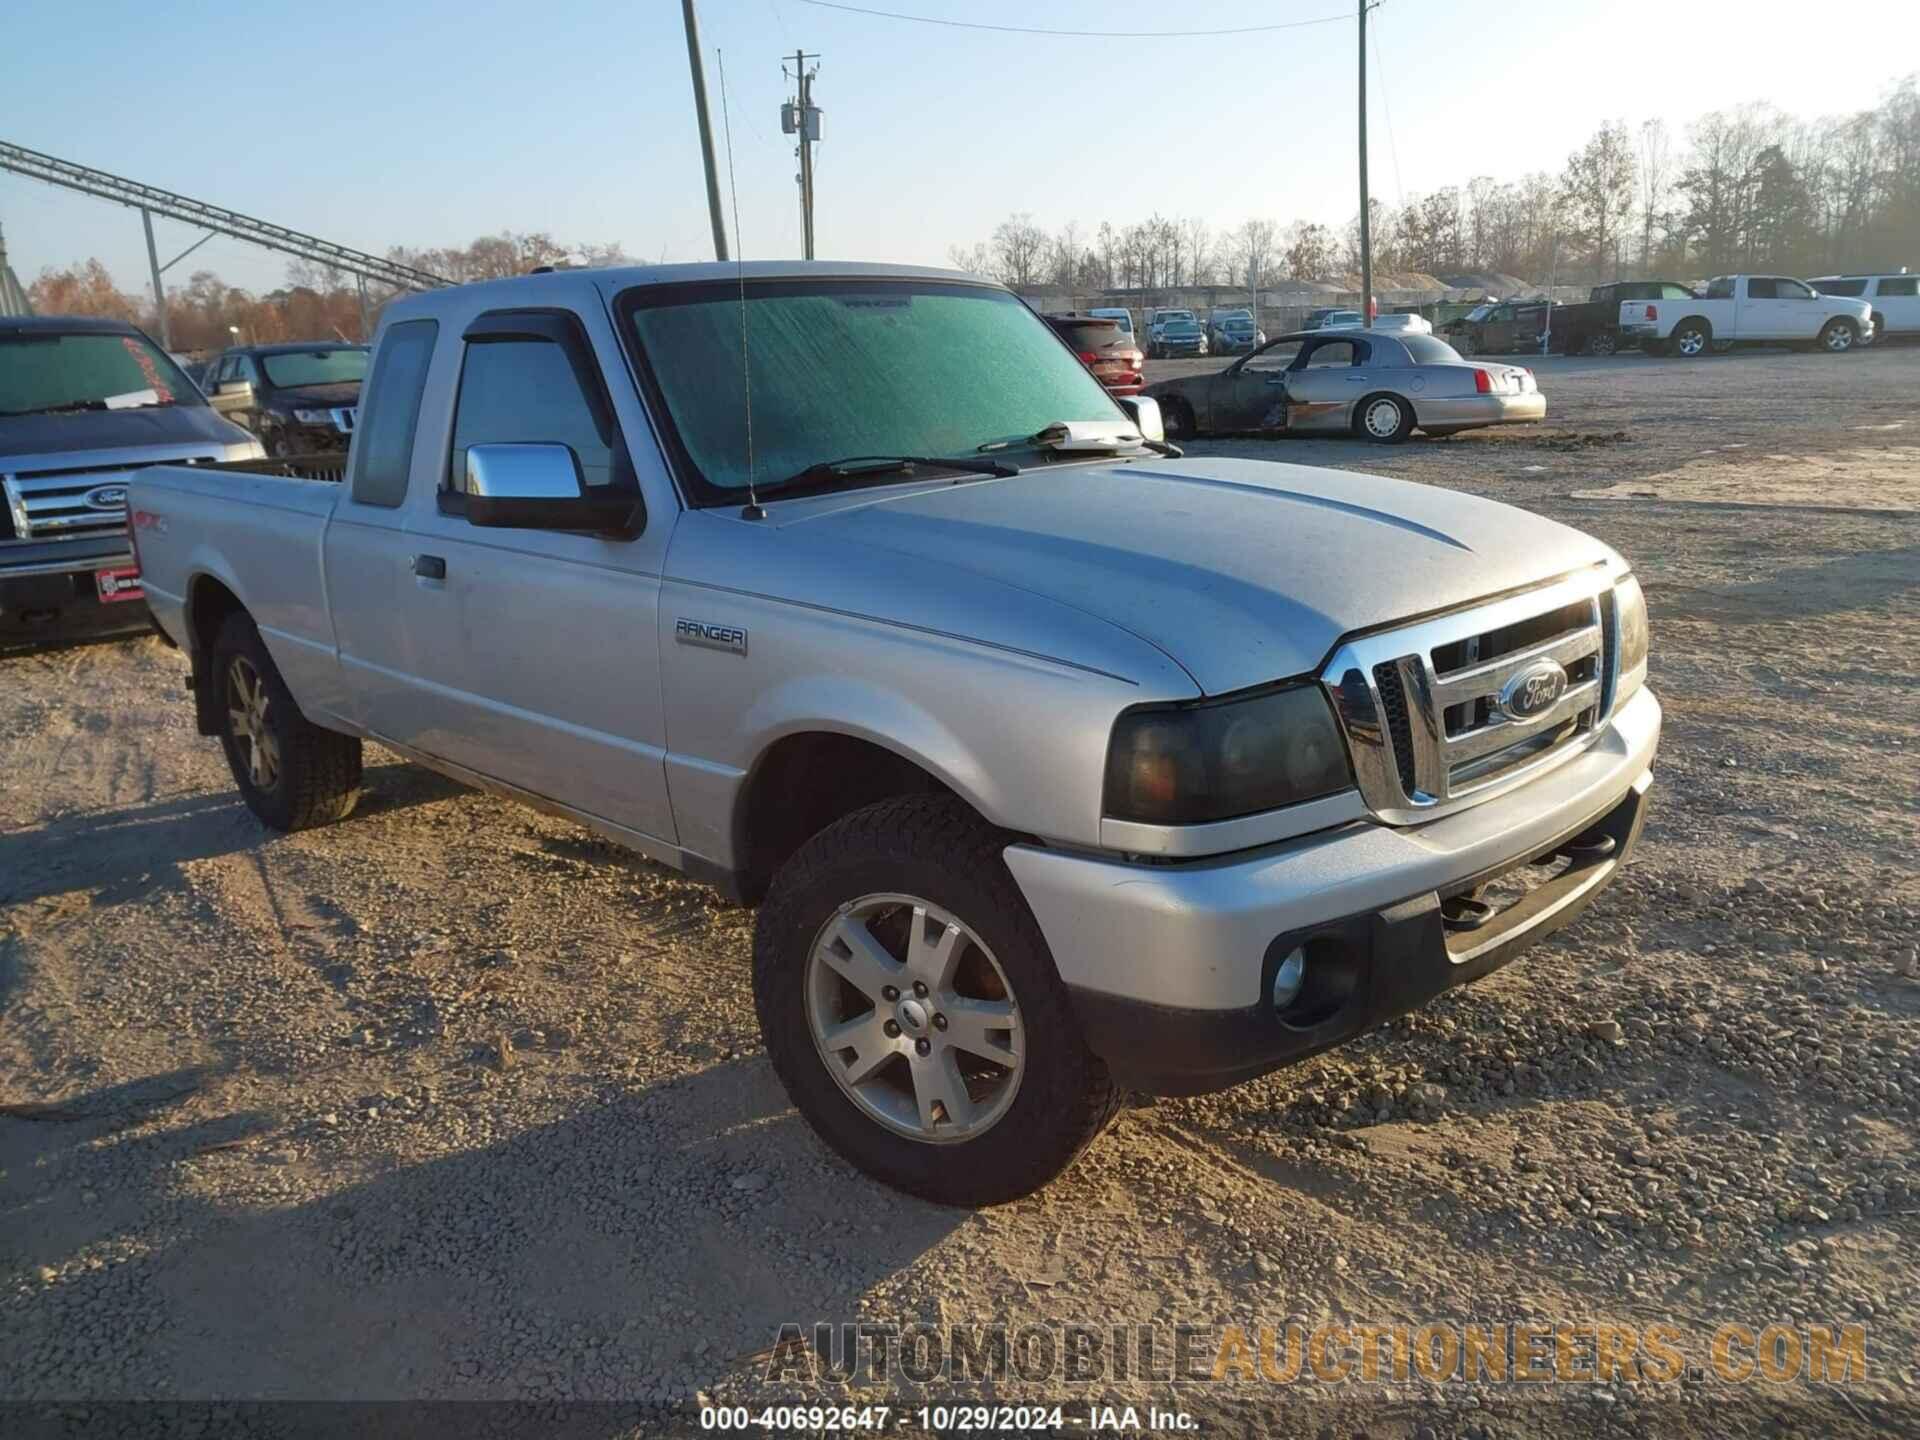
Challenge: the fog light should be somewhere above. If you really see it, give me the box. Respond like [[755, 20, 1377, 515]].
[[1271, 946, 1306, 1009]]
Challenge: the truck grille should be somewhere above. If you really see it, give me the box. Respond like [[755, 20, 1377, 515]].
[[1321, 571, 1617, 824], [2, 455, 221, 544]]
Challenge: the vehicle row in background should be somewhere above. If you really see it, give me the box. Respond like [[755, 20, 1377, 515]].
[[1620, 275, 1873, 356], [1144, 329, 1541, 444], [200, 342, 369, 456], [1, 316, 261, 640]]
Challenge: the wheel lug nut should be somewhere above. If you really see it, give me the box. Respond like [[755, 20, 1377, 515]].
[[932, 1014, 947, 1030], [883, 1020, 901, 1038], [912, 981, 928, 997], [914, 1038, 930, 1056], [881, 986, 899, 1001]]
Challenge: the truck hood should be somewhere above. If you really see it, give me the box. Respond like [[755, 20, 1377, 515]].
[[0, 403, 254, 462], [782, 457, 1615, 695]]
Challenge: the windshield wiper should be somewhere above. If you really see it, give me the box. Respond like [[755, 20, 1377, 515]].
[[752, 453, 1019, 502], [0, 399, 108, 417]]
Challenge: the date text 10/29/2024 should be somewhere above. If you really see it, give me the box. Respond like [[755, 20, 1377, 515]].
[[699, 1405, 1196, 1432]]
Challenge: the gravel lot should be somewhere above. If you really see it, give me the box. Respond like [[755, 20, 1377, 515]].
[[3, 344, 1916, 1437]]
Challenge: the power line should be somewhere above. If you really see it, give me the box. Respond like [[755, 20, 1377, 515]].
[[796, 0, 1351, 40]]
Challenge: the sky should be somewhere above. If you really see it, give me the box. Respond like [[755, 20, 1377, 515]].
[[3, 0, 1917, 300]]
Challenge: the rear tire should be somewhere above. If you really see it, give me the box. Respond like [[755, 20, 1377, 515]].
[[1160, 396, 1197, 440], [753, 795, 1122, 1206], [1454, 331, 1478, 357], [1587, 330, 1618, 356], [1671, 320, 1712, 358], [211, 611, 362, 831], [1356, 393, 1415, 444]]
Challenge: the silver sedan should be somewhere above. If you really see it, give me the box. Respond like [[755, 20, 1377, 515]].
[[1145, 329, 1545, 444]]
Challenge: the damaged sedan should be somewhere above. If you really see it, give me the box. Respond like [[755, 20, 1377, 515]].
[[1145, 330, 1544, 444]]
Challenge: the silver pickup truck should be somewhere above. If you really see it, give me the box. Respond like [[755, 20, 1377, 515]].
[[131, 262, 1659, 1206]]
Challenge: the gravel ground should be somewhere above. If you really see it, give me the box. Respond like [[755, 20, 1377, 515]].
[[2, 344, 1916, 1437]]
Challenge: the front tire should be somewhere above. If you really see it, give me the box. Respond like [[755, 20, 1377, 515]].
[[1160, 396, 1197, 440], [753, 795, 1122, 1206], [211, 612, 362, 830], [1819, 317, 1859, 354], [1357, 393, 1415, 444]]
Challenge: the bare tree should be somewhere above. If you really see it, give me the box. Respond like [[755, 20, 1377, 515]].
[[1282, 221, 1337, 281], [1560, 122, 1637, 278], [988, 213, 1050, 288], [1229, 219, 1279, 292], [1637, 119, 1673, 274]]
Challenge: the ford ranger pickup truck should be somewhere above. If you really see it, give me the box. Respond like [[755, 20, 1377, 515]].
[[1619, 274, 1872, 356], [2, 316, 261, 640], [131, 263, 1660, 1206]]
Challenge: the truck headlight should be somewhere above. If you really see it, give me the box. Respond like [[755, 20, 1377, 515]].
[[1614, 573, 1649, 703], [293, 408, 334, 425], [1103, 684, 1352, 826]]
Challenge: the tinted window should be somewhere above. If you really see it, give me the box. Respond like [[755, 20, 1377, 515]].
[[1047, 319, 1125, 352], [1745, 278, 1779, 299], [1304, 339, 1366, 367], [1400, 336, 1465, 364], [1705, 277, 1736, 299], [450, 337, 617, 493], [348, 320, 438, 509], [1245, 340, 1304, 371], [1878, 277, 1918, 297], [261, 348, 369, 388], [0, 331, 201, 416], [1812, 278, 1867, 297]]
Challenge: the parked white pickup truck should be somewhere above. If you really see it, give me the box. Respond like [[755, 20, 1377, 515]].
[[131, 262, 1659, 1205], [1619, 274, 1872, 356]]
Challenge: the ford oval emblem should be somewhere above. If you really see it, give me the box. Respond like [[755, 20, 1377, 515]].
[[84, 485, 129, 511], [1497, 659, 1568, 722]]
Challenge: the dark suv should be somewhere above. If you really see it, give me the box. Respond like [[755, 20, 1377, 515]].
[[1042, 313, 1145, 395], [204, 343, 369, 455]]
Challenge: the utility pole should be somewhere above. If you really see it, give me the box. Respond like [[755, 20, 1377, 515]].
[[783, 52, 821, 260], [680, 0, 730, 261], [141, 206, 170, 348], [1356, 0, 1372, 328]]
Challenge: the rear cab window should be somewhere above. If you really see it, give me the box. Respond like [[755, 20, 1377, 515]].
[[348, 320, 438, 508]]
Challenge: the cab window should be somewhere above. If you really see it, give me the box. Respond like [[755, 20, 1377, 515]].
[[1244, 340, 1304, 372], [449, 324, 620, 494], [1705, 278, 1736, 299]]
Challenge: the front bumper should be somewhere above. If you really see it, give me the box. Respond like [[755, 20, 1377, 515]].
[[1005, 686, 1659, 1094], [1, 537, 145, 631]]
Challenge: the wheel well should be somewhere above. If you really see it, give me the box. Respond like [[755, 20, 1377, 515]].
[[1675, 315, 1713, 338], [187, 575, 245, 734], [734, 732, 957, 904]]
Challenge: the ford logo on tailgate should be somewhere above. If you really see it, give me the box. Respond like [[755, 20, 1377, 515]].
[[1496, 659, 1568, 722], [84, 485, 129, 510]]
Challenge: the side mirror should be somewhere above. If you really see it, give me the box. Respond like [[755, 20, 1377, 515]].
[[1116, 395, 1164, 443], [465, 443, 643, 538], [210, 380, 254, 414]]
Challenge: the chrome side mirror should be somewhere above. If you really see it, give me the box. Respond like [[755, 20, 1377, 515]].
[[1117, 395, 1164, 443], [464, 442, 643, 538]]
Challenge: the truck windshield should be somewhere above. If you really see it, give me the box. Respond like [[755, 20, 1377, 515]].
[[260, 348, 369, 388], [621, 279, 1124, 501], [0, 332, 200, 417]]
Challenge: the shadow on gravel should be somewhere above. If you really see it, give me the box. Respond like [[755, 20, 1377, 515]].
[[0, 763, 465, 911], [2, 1057, 968, 1402], [1655, 545, 1920, 625]]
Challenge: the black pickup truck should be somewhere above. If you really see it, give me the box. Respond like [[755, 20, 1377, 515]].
[[1551, 281, 1699, 355]]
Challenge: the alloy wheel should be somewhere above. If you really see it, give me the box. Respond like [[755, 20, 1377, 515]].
[[1823, 322, 1855, 353], [805, 893, 1023, 1144], [226, 656, 281, 791]]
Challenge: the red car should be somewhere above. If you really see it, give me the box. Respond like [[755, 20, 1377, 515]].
[[1042, 313, 1145, 395]]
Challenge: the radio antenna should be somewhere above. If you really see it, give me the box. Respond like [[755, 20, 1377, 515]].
[[716, 49, 762, 521]]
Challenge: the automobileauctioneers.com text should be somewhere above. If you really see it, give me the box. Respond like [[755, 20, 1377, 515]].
[[762, 1318, 1869, 1388]]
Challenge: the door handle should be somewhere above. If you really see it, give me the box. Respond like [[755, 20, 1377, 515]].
[[412, 554, 446, 580], [1345, 375, 1369, 382]]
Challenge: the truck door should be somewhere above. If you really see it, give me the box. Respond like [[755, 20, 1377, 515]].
[[1209, 338, 1304, 431], [1872, 275, 1919, 336], [1771, 277, 1827, 338], [391, 305, 677, 845], [1284, 336, 1371, 430], [1738, 277, 1795, 338]]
